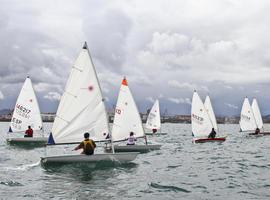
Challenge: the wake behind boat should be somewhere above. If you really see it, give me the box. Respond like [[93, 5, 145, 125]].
[[105, 78, 161, 153], [41, 42, 139, 166], [191, 91, 226, 143], [6, 77, 46, 147]]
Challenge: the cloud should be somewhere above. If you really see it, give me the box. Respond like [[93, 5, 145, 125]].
[[0, 91, 4, 100], [168, 80, 209, 92], [224, 103, 238, 109], [0, 1, 270, 116], [146, 97, 154, 103], [167, 97, 191, 105], [44, 92, 61, 101]]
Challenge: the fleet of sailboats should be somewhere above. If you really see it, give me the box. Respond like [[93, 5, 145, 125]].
[[2, 41, 269, 170], [6, 77, 47, 146], [191, 91, 226, 143]]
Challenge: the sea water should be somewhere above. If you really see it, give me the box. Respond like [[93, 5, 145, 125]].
[[0, 122, 269, 199]]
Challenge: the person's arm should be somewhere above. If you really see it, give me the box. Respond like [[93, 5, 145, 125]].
[[92, 140, 96, 148], [74, 142, 83, 150]]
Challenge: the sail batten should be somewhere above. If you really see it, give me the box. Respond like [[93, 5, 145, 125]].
[[111, 78, 145, 142], [50, 42, 109, 144], [146, 100, 161, 130], [9, 77, 43, 133]]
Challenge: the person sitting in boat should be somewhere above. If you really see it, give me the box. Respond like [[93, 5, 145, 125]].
[[74, 132, 96, 155], [254, 128, 260, 135], [127, 132, 136, 145], [152, 129, 157, 134], [208, 128, 216, 139], [24, 126, 33, 137]]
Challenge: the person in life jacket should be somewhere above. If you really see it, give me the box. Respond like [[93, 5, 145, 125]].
[[127, 132, 136, 145], [24, 126, 33, 137], [208, 128, 216, 139], [74, 132, 96, 155]]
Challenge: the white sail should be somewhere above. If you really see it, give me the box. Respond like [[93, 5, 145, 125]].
[[49, 42, 109, 144], [9, 77, 43, 133], [239, 97, 257, 132], [204, 95, 218, 130], [251, 98, 263, 129], [145, 99, 161, 130], [191, 91, 213, 138], [111, 78, 145, 141]]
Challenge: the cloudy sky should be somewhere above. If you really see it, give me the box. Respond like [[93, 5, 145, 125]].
[[0, 0, 270, 116]]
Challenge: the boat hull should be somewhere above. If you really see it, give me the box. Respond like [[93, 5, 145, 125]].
[[41, 152, 139, 167], [106, 144, 161, 153], [6, 137, 47, 147], [145, 132, 167, 136], [249, 132, 270, 136], [193, 137, 226, 143]]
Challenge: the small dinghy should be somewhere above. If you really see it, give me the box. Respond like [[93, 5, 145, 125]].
[[41, 42, 139, 167], [6, 77, 46, 147], [145, 100, 167, 136], [105, 78, 161, 153], [240, 97, 270, 136], [191, 91, 226, 143]]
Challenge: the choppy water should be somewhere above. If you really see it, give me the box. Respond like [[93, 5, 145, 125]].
[[0, 122, 270, 199]]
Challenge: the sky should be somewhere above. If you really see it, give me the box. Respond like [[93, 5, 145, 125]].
[[0, 0, 270, 116]]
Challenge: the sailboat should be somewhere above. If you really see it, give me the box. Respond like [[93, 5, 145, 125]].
[[106, 78, 161, 153], [145, 100, 167, 135], [191, 91, 226, 143], [239, 97, 257, 134], [240, 97, 270, 135], [6, 77, 46, 146], [40, 42, 139, 166]]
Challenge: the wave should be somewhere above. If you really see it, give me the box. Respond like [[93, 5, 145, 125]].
[[149, 182, 191, 193], [2, 161, 40, 171]]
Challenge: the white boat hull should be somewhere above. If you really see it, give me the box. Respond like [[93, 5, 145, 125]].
[[106, 144, 161, 153], [6, 137, 47, 146], [41, 152, 139, 166]]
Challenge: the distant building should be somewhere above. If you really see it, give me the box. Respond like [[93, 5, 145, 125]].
[[41, 113, 56, 122]]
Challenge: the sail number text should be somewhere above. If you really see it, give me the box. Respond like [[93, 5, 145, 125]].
[[16, 104, 31, 118]]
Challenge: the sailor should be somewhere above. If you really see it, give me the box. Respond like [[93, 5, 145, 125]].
[[254, 128, 260, 135], [74, 132, 96, 155], [127, 132, 136, 145], [24, 126, 33, 137], [208, 128, 216, 139]]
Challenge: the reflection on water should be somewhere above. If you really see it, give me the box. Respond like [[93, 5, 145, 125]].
[[0, 122, 270, 199]]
